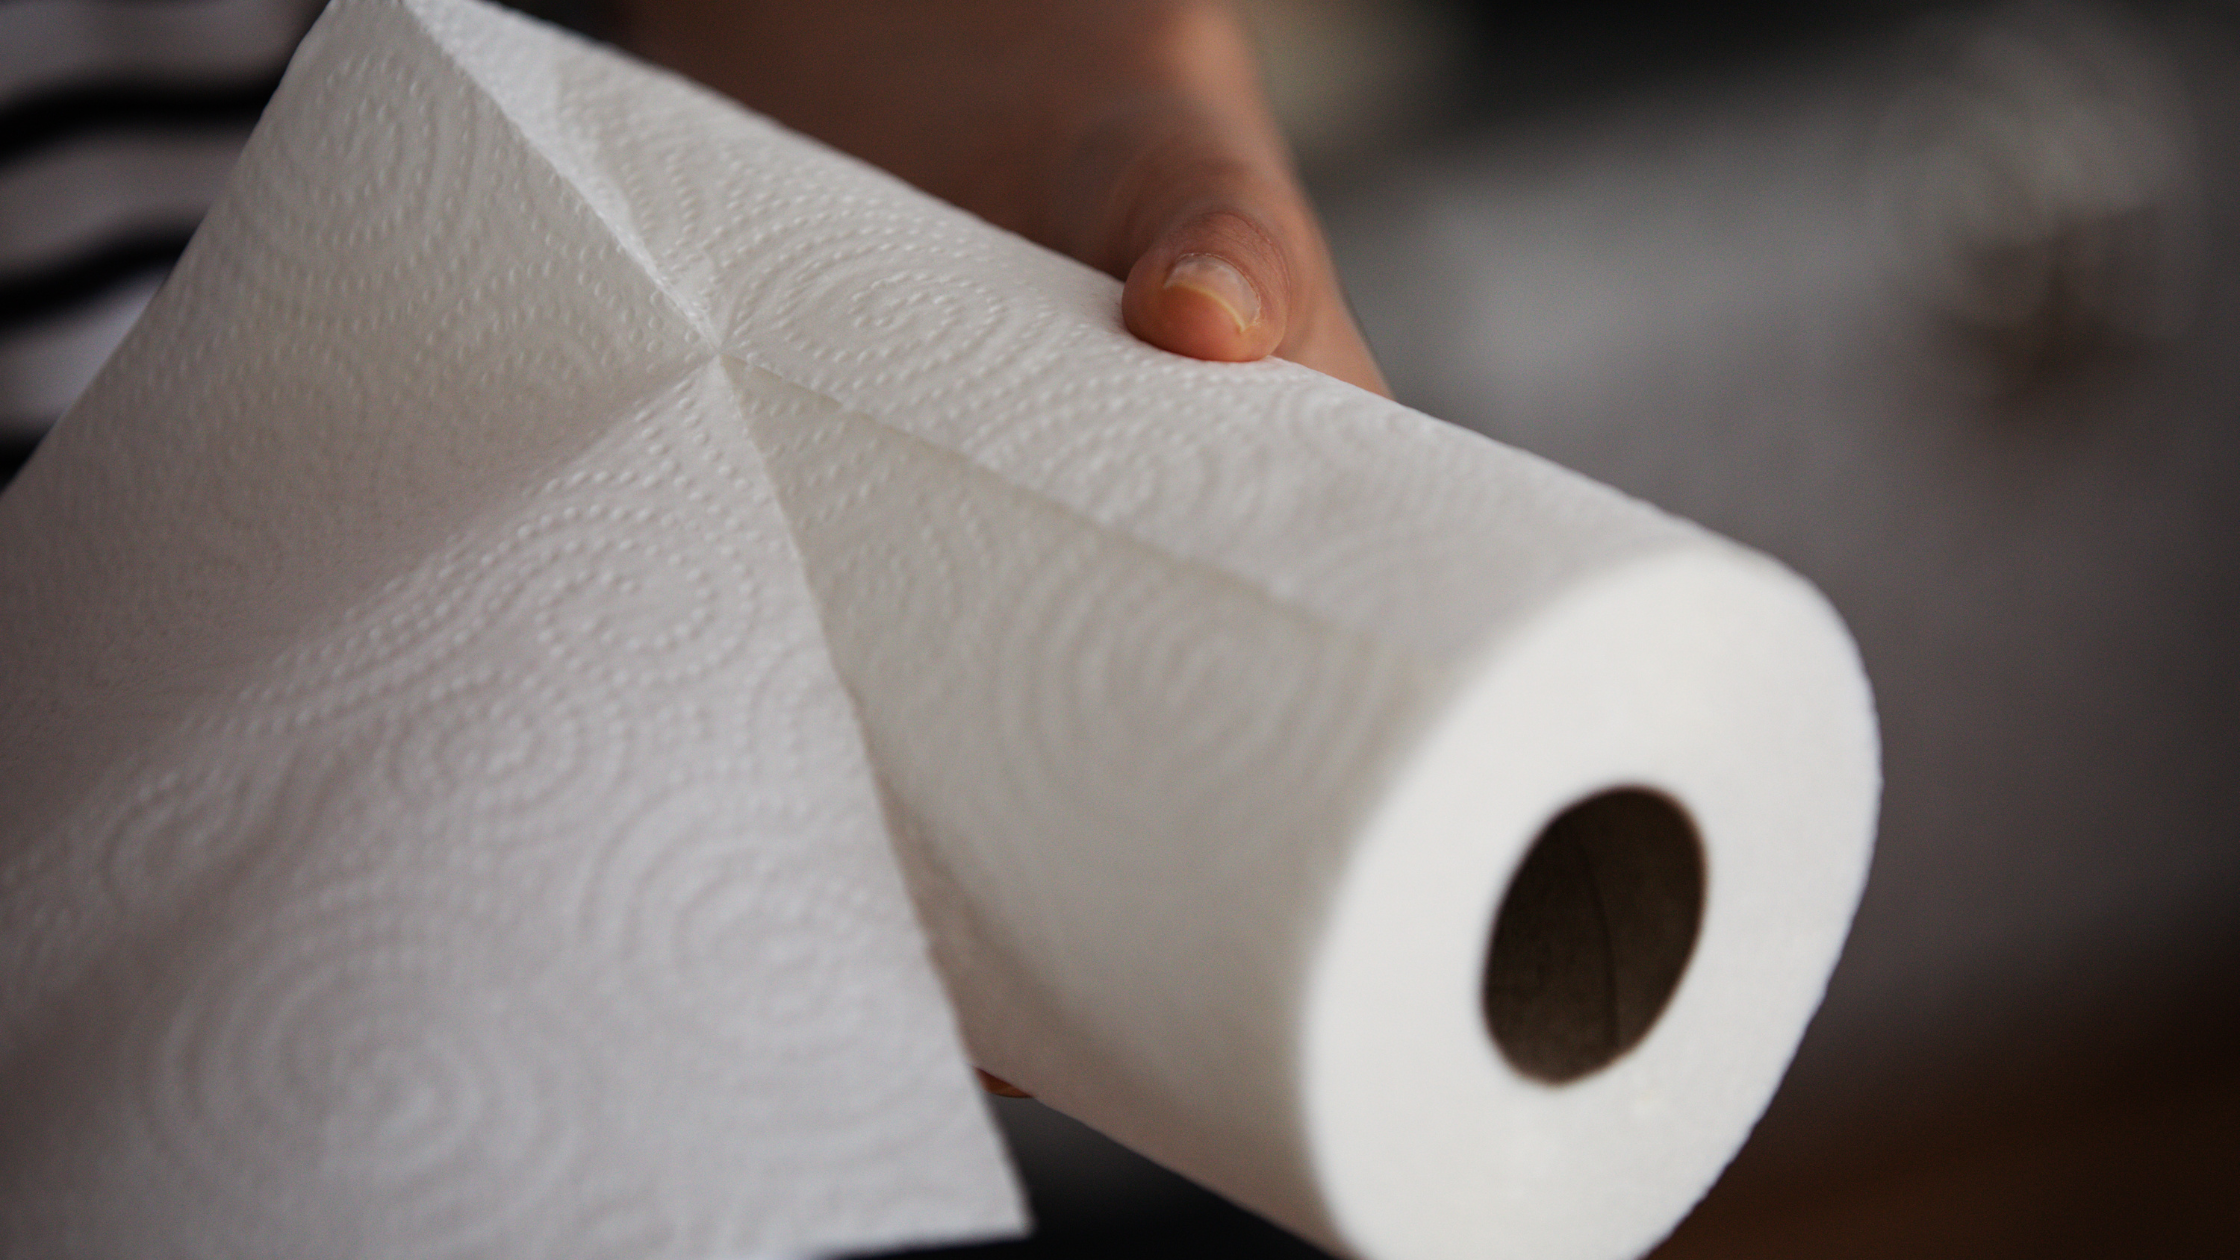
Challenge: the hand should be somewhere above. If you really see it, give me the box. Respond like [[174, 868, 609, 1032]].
[[614, 0, 1389, 395]]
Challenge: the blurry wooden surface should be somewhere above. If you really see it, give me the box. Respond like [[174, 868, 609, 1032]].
[[1655, 952, 2240, 1260]]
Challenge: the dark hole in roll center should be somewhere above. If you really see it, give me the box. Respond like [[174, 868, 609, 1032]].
[[1483, 788, 1706, 1083]]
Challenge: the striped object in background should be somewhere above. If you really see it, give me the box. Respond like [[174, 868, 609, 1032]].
[[1, 0, 321, 482]]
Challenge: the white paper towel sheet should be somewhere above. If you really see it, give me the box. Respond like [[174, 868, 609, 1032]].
[[0, 1, 1020, 1256], [0, 1, 1882, 1259]]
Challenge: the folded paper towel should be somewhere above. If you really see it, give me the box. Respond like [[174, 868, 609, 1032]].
[[0, 2, 1880, 1259]]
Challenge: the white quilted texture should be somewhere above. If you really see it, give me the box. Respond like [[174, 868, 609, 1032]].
[[0, 2, 1879, 1259]]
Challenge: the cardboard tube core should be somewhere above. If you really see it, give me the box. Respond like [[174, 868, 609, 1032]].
[[1483, 789, 1706, 1083]]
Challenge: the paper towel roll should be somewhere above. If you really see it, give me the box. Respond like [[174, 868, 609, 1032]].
[[0, 1, 1880, 1259], [744, 375, 1880, 1260]]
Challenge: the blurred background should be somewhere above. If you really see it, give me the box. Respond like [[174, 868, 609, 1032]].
[[4, 0, 2235, 1255]]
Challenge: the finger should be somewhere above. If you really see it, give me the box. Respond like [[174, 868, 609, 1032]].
[[1123, 201, 1288, 364], [1120, 187, 1389, 395]]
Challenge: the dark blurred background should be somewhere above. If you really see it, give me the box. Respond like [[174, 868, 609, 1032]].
[[5, 1, 2235, 1255]]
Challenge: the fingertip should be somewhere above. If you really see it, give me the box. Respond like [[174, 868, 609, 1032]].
[[1167, 249, 1261, 334], [1124, 229, 1287, 363]]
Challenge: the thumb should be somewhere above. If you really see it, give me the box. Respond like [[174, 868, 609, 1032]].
[[1122, 202, 1288, 363], [1114, 162, 1388, 395]]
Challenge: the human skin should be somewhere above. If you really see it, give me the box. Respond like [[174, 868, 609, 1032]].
[[612, 0, 1389, 395]]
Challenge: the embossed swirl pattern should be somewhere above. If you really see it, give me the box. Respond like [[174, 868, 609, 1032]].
[[144, 880, 578, 1255], [6, 0, 1704, 1256], [505, 38, 1687, 664]]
